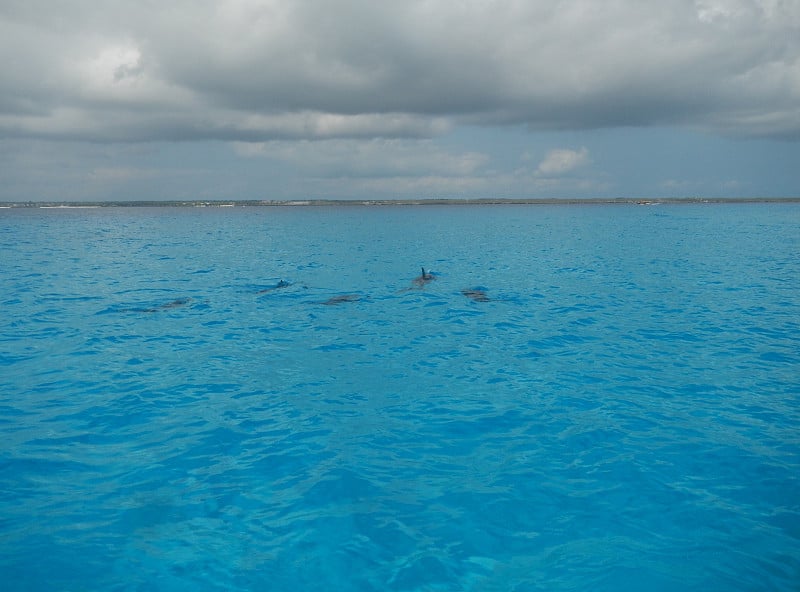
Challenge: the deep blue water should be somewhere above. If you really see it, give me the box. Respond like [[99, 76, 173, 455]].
[[1, 203, 799, 591]]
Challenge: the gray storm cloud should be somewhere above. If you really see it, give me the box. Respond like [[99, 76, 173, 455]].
[[1, 0, 798, 142]]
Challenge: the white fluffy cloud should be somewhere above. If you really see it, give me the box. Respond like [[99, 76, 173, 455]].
[[1, 0, 799, 142], [536, 148, 591, 176]]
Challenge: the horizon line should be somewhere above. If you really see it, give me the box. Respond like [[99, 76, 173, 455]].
[[2, 197, 800, 208]]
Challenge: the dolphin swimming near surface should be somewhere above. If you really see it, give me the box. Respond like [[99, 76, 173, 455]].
[[321, 294, 362, 305], [461, 288, 490, 302], [413, 267, 436, 287], [137, 297, 192, 312], [257, 279, 291, 294], [399, 267, 437, 292]]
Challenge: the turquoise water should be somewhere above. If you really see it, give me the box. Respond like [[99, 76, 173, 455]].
[[1, 203, 799, 591]]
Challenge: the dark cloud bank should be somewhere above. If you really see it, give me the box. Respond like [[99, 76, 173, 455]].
[[2, 0, 799, 143]]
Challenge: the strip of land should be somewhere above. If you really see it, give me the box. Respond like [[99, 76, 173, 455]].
[[1, 197, 799, 208]]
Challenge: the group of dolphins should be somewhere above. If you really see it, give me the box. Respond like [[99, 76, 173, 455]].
[[136, 267, 490, 312]]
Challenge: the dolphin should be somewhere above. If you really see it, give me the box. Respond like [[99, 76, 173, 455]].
[[399, 267, 437, 292], [137, 297, 191, 312], [257, 279, 291, 294], [461, 288, 490, 302], [321, 294, 361, 305], [413, 267, 436, 287]]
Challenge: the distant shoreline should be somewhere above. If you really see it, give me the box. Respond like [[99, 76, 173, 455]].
[[1, 197, 799, 208]]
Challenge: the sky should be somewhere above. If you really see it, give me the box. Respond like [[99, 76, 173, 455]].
[[1, 0, 799, 202]]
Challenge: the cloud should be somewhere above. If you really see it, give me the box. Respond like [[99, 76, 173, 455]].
[[233, 138, 488, 177], [1, 0, 799, 142], [535, 147, 590, 176], [231, 139, 610, 198]]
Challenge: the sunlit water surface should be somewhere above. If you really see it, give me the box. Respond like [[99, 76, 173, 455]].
[[1, 203, 798, 591]]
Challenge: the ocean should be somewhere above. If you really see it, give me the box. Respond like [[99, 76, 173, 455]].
[[1, 202, 798, 591]]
